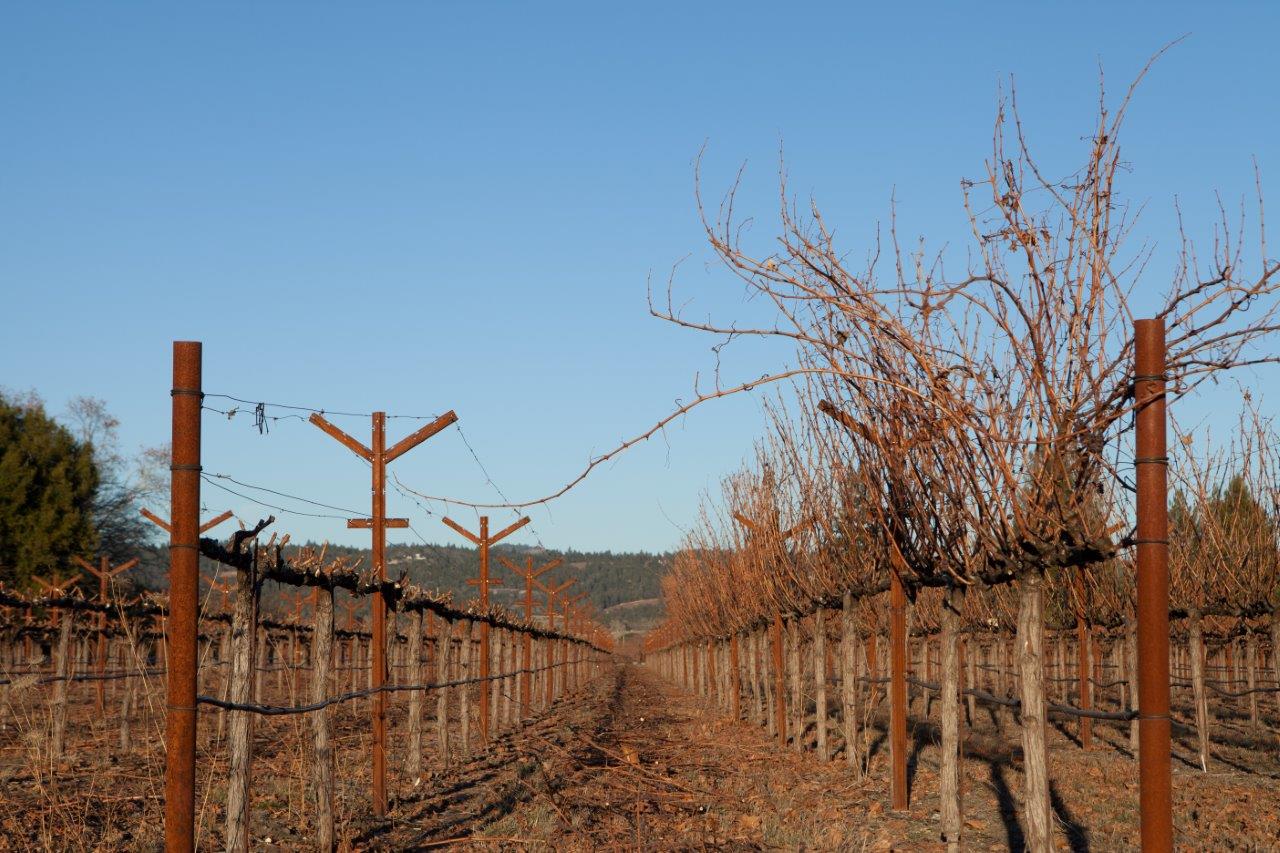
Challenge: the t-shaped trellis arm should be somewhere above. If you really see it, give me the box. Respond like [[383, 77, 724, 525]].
[[73, 554, 141, 713], [443, 513, 530, 742], [536, 576, 577, 631], [497, 555, 563, 715], [535, 575, 576, 601], [33, 572, 78, 595], [200, 569, 235, 613], [310, 408, 457, 817], [498, 555, 562, 606], [563, 591, 589, 632], [32, 572, 78, 627], [140, 507, 234, 535], [442, 514, 531, 547], [73, 555, 141, 589]]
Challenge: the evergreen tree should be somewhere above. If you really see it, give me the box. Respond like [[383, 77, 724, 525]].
[[0, 391, 99, 588]]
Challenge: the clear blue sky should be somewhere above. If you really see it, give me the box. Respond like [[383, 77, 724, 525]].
[[3, 4, 1277, 553]]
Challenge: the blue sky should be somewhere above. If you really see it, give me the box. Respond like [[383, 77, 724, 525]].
[[3, 4, 1277, 553]]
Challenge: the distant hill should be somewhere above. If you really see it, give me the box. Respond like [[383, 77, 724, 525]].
[[127, 539, 668, 636]]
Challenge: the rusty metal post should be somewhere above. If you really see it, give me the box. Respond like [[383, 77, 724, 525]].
[[445, 514, 529, 742], [163, 341, 201, 853], [1135, 318, 1173, 851], [499, 554, 560, 719], [890, 570, 908, 811], [312, 407, 456, 817], [478, 517, 491, 742], [522, 560, 533, 716], [370, 412, 388, 816], [535, 576, 573, 705], [75, 555, 138, 713], [772, 613, 785, 745]]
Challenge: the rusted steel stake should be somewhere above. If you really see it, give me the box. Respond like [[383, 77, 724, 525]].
[[163, 341, 201, 853], [499, 555, 561, 718], [445, 514, 530, 742], [1135, 318, 1173, 851], [522, 566, 533, 716], [74, 554, 139, 714], [370, 412, 388, 816], [478, 518, 491, 742], [890, 570, 908, 811], [312, 407, 456, 817]]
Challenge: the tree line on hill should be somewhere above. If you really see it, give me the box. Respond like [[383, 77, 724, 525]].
[[0, 387, 667, 631]]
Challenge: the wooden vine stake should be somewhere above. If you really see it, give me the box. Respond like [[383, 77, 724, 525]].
[[50, 610, 74, 761], [311, 585, 335, 852], [939, 585, 962, 851], [436, 616, 453, 768], [225, 539, 260, 853], [405, 609, 425, 785]]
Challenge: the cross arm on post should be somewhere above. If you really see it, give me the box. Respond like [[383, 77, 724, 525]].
[[532, 558, 562, 579], [497, 555, 526, 580], [441, 516, 481, 545], [309, 413, 373, 462], [107, 558, 140, 579], [498, 555, 560, 582], [348, 518, 409, 529], [537, 577, 576, 598], [384, 411, 458, 464], [466, 579, 506, 592], [141, 507, 172, 533], [199, 510, 235, 533], [73, 555, 103, 579], [489, 516, 530, 544], [33, 573, 77, 595], [141, 506, 232, 535]]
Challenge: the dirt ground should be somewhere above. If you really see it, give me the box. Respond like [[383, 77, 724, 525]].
[[374, 663, 1280, 850], [3, 661, 1280, 850]]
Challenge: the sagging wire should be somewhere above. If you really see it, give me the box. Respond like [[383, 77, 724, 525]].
[[201, 395, 542, 551], [454, 423, 547, 549], [203, 472, 364, 517], [202, 393, 445, 433], [206, 393, 445, 420], [201, 475, 351, 521]]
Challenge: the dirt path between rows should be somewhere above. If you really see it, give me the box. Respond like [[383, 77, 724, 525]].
[[373, 663, 928, 850], [369, 662, 1280, 851]]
